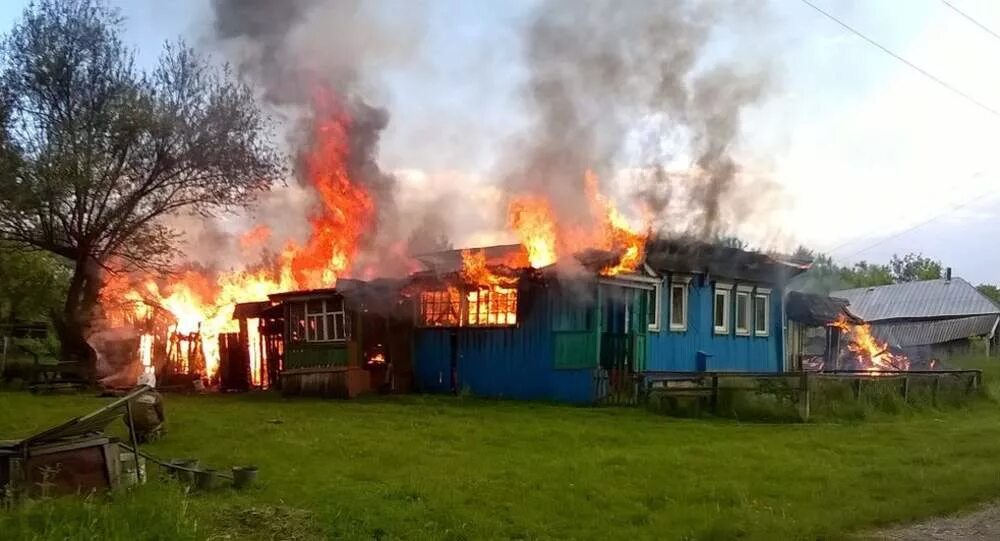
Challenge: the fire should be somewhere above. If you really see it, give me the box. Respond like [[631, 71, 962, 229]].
[[98, 83, 376, 383], [507, 170, 646, 275], [368, 352, 386, 365], [460, 249, 518, 325], [508, 197, 558, 268], [830, 315, 911, 372]]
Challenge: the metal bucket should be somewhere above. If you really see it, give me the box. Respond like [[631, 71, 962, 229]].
[[167, 458, 199, 485], [119, 452, 146, 487], [231, 466, 258, 489], [194, 469, 217, 491]]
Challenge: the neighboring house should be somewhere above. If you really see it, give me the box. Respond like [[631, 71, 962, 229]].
[[832, 274, 1000, 360]]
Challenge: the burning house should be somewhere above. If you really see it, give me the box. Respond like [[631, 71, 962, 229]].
[[833, 272, 1000, 362]]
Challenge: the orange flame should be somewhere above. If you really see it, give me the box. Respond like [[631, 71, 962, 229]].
[[99, 83, 378, 381], [830, 315, 911, 372], [460, 249, 518, 326], [507, 170, 647, 275], [368, 352, 386, 365]]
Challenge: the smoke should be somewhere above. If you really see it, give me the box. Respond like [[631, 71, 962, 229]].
[[205, 0, 429, 270], [508, 0, 772, 240]]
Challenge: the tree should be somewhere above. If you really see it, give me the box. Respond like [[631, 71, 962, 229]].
[[889, 253, 942, 282], [0, 242, 70, 322], [839, 261, 893, 288], [0, 0, 281, 373], [977, 284, 1000, 307]]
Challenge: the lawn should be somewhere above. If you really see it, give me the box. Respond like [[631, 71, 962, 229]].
[[2, 383, 1000, 540]]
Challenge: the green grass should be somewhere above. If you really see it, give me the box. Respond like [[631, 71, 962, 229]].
[[2, 377, 1000, 540]]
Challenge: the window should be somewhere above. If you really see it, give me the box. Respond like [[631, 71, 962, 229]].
[[735, 286, 752, 336], [754, 289, 771, 337], [419, 289, 462, 327], [713, 284, 732, 335], [417, 286, 518, 328], [287, 298, 347, 342], [669, 282, 688, 331], [466, 286, 518, 326], [647, 282, 662, 332], [305, 298, 347, 342]]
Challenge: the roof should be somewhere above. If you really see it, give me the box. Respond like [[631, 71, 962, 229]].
[[644, 238, 808, 283], [832, 278, 1000, 321], [414, 244, 527, 274], [786, 292, 862, 326], [872, 315, 1000, 347]]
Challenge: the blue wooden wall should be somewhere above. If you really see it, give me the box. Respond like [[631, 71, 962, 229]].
[[412, 283, 595, 403], [647, 275, 783, 372]]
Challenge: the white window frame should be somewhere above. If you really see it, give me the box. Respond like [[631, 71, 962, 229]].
[[647, 281, 662, 332], [735, 285, 753, 336], [304, 298, 347, 343], [754, 288, 771, 337], [713, 283, 733, 335], [669, 276, 691, 332]]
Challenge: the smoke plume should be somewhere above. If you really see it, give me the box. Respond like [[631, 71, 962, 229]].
[[508, 0, 771, 241], [206, 0, 428, 271]]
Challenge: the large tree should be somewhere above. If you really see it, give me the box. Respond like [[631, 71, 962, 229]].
[[0, 0, 281, 373]]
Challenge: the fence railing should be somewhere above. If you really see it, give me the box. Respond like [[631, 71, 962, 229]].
[[634, 369, 984, 421]]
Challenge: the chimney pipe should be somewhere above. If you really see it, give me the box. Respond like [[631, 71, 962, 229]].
[[946, 267, 952, 282]]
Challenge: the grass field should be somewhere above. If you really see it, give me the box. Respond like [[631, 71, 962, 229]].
[[2, 370, 1000, 541]]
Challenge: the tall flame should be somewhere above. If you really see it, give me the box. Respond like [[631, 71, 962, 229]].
[[507, 170, 646, 275], [99, 83, 376, 381]]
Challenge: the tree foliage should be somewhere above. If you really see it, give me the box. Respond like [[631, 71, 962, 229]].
[[0, 0, 282, 366], [0, 242, 70, 322], [889, 253, 942, 283], [977, 284, 1000, 307]]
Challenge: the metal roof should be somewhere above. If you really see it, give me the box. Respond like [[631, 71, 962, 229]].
[[832, 278, 999, 321], [872, 315, 1000, 347]]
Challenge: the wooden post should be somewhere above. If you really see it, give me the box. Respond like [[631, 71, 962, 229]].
[[901, 376, 910, 401], [799, 371, 811, 422], [853, 378, 862, 401], [932, 376, 941, 406], [710, 374, 719, 414], [124, 399, 143, 484]]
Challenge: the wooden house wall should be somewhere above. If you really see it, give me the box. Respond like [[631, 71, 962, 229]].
[[412, 282, 596, 404], [647, 275, 783, 372]]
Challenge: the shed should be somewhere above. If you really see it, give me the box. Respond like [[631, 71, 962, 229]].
[[833, 277, 1000, 359], [785, 292, 861, 371]]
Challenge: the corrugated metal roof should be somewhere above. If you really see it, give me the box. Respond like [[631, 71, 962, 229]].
[[873, 315, 1000, 347], [832, 278, 999, 321]]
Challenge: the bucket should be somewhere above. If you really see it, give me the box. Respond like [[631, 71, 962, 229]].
[[194, 469, 217, 491], [231, 466, 258, 489], [167, 458, 199, 485], [119, 453, 146, 487]]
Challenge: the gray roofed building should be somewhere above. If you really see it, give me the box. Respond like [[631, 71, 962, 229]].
[[833, 278, 999, 321], [832, 277, 1000, 359]]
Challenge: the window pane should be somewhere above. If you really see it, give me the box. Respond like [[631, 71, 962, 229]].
[[714, 293, 726, 327], [306, 316, 320, 341], [306, 299, 324, 314], [326, 314, 336, 341], [736, 293, 749, 330], [671, 286, 685, 326], [755, 295, 768, 332], [289, 302, 306, 341], [328, 297, 344, 313]]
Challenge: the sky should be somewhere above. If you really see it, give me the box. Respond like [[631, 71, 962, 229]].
[[2, 0, 999, 284]]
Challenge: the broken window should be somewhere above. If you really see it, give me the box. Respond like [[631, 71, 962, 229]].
[[418, 289, 462, 327], [417, 286, 518, 327], [466, 287, 518, 326]]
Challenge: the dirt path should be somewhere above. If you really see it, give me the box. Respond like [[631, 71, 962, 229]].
[[867, 503, 1000, 540]]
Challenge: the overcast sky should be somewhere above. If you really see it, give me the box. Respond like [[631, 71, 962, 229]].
[[2, 0, 999, 284]]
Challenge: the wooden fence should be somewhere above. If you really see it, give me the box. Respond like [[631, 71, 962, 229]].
[[635, 369, 983, 421]]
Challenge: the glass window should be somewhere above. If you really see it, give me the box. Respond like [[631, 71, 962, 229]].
[[754, 294, 769, 336], [735, 291, 751, 336], [288, 301, 306, 342], [714, 288, 730, 334], [417, 286, 518, 327], [669, 283, 687, 331], [647, 282, 661, 332], [301, 297, 347, 342]]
